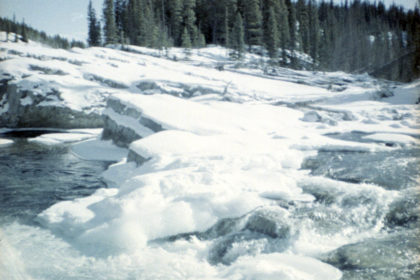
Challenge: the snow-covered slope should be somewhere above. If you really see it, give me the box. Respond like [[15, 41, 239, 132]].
[[1, 34, 419, 279], [1, 32, 402, 128]]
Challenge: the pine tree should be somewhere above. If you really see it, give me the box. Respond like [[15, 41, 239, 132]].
[[297, 0, 310, 54], [277, 0, 290, 63], [264, 7, 279, 58], [223, 6, 230, 46], [181, 26, 192, 56], [5, 21, 10, 41], [12, 15, 18, 42], [142, 0, 156, 47], [285, 0, 297, 67], [230, 12, 245, 59], [243, 0, 262, 47], [318, 0, 337, 69], [115, 0, 126, 43], [103, 0, 118, 45], [21, 21, 28, 43], [183, 0, 198, 47], [181, 26, 192, 48], [193, 29, 206, 47], [88, 0, 101, 46], [169, 0, 183, 45], [308, 0, 320, 66]]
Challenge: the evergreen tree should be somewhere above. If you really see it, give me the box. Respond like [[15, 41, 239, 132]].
[[169, 0, 183, 45], [277, 0, 290, 63], [12, 15, 18, 42], [242, 0, 262, 47], [181, 26, 192, 48], [88, 0, 101, 46], [308, 0, 320, 65], [297, 0, 310, 54], [285, 0, 297, 67], [5, 21, 10, 41], [181, 26, 192, 56], [264, 6, 279, 58], [21, 21, 28, 43], [183, 0, 198, 46], [103, 0, 118, 44], [318, 0, 337, 69], [230, 12, 245, 59], [115, 0, 126, 43], [143, 0, 156, 47], [413, 8, 420, 78], [223, 6, 230, 46]]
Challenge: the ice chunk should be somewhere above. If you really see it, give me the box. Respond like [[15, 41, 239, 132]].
[[363, 133, 419, 145], [29, 131, 97, 145], [220, 253, 342, 280], [71, 139, 127, 161], [0, 138, 13, 146]]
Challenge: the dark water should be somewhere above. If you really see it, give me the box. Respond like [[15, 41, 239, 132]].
[[0, 135, 109, 225]]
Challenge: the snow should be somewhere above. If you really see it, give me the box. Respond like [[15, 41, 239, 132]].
[[71, 139, 128, 161], [1, 33, 419, 279], [103, 107, 155, 138], [220, 253, 342, 280], [0, 139, 13, 147], [363, 133, 420, 145], [28, 129, 101, 145]]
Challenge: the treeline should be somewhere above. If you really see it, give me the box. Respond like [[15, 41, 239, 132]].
[[0, 17, 85, 49], [89, 0, 420, 81]]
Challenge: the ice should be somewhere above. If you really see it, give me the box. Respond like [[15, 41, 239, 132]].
[[71, 139, 128, 161], [363, 133, 419, 145], [220, 253, 342, 280], [28, 129, 100, 145], [0, 138, 13, 146]]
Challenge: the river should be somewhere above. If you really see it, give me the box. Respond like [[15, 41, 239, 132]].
[[0, 130, 418, 279]]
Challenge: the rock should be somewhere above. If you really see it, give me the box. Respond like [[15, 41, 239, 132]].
[[126, 149, 150, 166], [206, 207, 292, 265], [321, 231, 420, 279], [302, 111, 322, 122], [0, 82, 103, 128], [385, 189, 419, 229], [101, 97, 164, 147]]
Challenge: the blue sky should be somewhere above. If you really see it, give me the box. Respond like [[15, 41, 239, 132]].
[[0, 0, 417, 43], [0, 0, 103, 42]]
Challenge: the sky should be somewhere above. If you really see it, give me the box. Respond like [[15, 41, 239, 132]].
[[0, 0, 103, 42], [0, 0, 418, 43]]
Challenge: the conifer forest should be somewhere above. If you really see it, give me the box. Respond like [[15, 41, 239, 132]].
[[88, 0, 420, 82]]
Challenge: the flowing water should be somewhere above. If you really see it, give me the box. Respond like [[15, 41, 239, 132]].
[[0, 132, 109, 226], [0, 131, 419, 279]]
